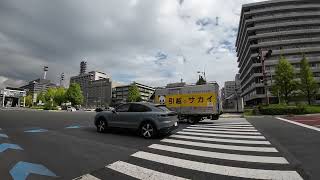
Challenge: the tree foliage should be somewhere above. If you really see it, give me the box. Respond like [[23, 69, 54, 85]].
[[54, 87, 67, 105], [25, 95, 33, 107], [196, 75, 206, 85], [299, 55, 318, 105], [65, 83, 83, 106], [127, 84, 142, 102], [272, 55, 297, 104], [37, 91, 46, 103]]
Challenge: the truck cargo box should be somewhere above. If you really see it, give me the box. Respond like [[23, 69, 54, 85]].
[[154, 82, 220, 123]]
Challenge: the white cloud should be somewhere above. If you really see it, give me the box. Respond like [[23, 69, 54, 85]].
[[0, 0, 264, 89]]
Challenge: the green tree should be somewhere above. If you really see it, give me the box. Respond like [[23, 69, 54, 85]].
[[54, 87, 66, 105], [196, 75, 206, 85], [299, 54, 318, 105], [25, 95, 33, 107], [45, 88, 57, 102], [37, 91, 46, 103], [127, 84, 142, 102], [65, 83, 83, 106], [272, 55, 297, 104]]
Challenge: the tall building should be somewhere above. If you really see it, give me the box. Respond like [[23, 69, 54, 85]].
[[20, 78, 57, 95], [70, 63, 112, 107], [236, 0, 320, 106], [113, 82, 155, 105], [224, 81, 236, 98], [222, 74, 243, 112]]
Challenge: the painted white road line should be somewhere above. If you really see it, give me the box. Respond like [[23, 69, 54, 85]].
[[195, 124, 253, 128], [161, 139, 278, 152], [107, 161, 189, 180], [178, 131, 266, 139], [74, 174, 101, 180], [187, 127, 258, 132], [276, 117, 320, 132], [185, 128, 261, 135], [206, 122, 250, 125], [170, 135, 271, 145], [191, 125, 255, 129], [132, 151, 303, 180], [149, 144, 287, 164]]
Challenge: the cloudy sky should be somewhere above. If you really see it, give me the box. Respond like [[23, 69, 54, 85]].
[[0, 0, 263, 89]]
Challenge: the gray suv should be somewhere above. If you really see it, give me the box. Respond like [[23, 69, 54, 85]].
[[94, 102, 179, 138]]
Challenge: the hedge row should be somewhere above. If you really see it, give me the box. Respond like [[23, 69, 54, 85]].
[[258, 105, 305, 115]]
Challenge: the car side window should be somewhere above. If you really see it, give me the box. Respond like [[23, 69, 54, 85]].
[[129, 104, 151, 112], [116, 104, 130, 112]]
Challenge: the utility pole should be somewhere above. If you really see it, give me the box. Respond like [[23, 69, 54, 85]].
[[234, 81, 239, 112], [259, 49, 272, 105]]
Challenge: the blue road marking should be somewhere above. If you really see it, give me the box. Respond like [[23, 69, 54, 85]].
[[0, 143, 23, 153], [65, 125, 81, 129], [24, 129, 48, 133], [0, 133, 8, 138], [10, 161, 57, 180]]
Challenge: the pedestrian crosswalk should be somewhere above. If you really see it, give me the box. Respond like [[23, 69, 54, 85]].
[[75, 118, 304, 180]]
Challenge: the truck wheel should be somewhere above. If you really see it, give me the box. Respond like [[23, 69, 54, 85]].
[[211, 115, 219, 120]]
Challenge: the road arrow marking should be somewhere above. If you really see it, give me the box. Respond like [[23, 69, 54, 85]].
[[65, 125, 81, 129], [0, 143, 23, 153], [0, 133, 8, 138], [24, 129, 48, 133], [10, 161, 57, 180]]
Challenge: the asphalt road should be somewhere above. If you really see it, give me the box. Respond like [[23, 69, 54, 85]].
[[0, 110, 319, 180]]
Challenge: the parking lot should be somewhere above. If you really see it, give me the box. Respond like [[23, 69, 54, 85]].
[[0, 110, 318, 179]]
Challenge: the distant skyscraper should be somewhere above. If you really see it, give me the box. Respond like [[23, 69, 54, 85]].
[[80, 61, 87, 75]]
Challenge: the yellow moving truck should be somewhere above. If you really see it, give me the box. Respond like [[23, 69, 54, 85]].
[[154, 82, 221, 124]]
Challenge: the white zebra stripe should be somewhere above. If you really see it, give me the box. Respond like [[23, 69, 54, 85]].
[[161, 139, 278, 152], [184, 127, 261, 135], [132, 151, 303, 180], [187, 127, 258, 132], [149, 144, 287, 164], [170, 135, 271, 145], [178, 131, 266, 139], [205, 122, 250, 125], [191, 125, 255, 129], [74, 174, 100, 180], [107, 161, 189, 180], [195, 124, 253, 127]]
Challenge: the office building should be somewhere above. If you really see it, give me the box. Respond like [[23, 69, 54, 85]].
[[236, 0, 320, 106], [20, 78, 57, 95], [70, 62, 112, 107], [222, 74, 243, 112], [113, 82, 155, 105]]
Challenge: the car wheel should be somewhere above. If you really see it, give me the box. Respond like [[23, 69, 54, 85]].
[[140, 122, 156, 139], [97, 118, 107, 133]]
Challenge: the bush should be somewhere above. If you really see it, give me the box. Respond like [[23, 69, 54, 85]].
[[302, 105, 320, 114], [258, 104, 306, 115], [30, 106, 44, 110], [43, 102, 58, 110]]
